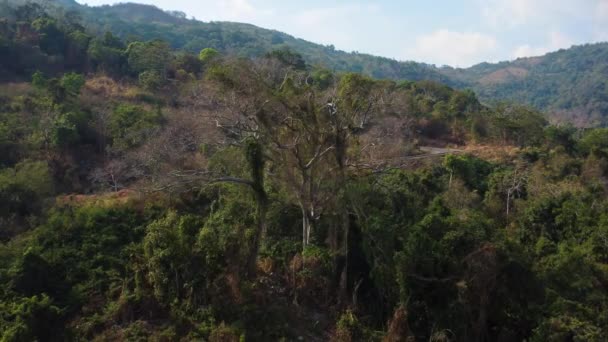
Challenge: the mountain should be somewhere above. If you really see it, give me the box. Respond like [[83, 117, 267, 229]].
[[446, 43, 608, 127], [2, 2, 608, 340], [29, 0, 456, 84], [4, 0, 608, 126]]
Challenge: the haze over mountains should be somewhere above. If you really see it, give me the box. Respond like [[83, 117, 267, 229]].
[[5, 0, 608, 126]]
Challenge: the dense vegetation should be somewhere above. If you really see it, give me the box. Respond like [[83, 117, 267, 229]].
[[1, 3, 608, 341], [445, 43, 608, 127], [0, 0, 453, 84], [4, 0, 608, 127]]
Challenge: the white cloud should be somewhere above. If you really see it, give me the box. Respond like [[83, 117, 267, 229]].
[[481, 0, 534, 28], [480, 0, 589, 29], [76, 0, 607, 65], [593, 0, 608, 41], [405, 30, 498, 67], [287, 4, 384, 51], [216, 0, 274, 22], [219, 0, 256, 17], [147, 0, 274, 23], [512, 31, 574, 58], [598, 0, 608, 17]]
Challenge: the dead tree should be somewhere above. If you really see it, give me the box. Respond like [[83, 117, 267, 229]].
[[269, 74, 337, 250], [502, 163, 529, 217]]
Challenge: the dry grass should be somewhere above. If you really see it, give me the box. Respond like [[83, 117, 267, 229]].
[[56, 189, 138, 207], [84, 76, 136, 98], [478, 67, 529, 85], [383, 306, 414, 342], [463, 144, 521, 163], [83, 75, 157, 107], [0, 82, 33, 98]]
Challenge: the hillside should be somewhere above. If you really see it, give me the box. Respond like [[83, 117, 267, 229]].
[[4, 1, 608, 126], [1, 2, 608, 341], [446, 43, 608, 127], [5, 0, 454, 83]]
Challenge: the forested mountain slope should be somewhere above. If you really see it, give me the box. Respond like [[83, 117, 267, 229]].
[[445, 43, 608, 127], [1, 2, 608, 341], [4, 0, 608, 126], [3, 0, 454, 83]]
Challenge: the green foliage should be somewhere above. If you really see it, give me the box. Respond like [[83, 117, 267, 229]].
[[579, 128, 608, 156], [338, 73, 374, 108], [109, 104, 163, 149], [0, 294, 65, 341], [31, 71, 47, 90], [173, 51, 202, 76], [443, 154, 494, 193], [143, 211, 204, 303], [332, 310, 382, 341], [198, 47, 219, 64], [265, 47, 306, 70], [490, 104, 548, 146], [545, 125, 577, 152], [126, 40, 171, 79], [59, 72, 85, 96], [8, 249, 68, 298], [138, 70, 163, 91], [0, 3, 608, 340], [31, 17, 66, 55], [461, 43, 608, 127], [4, 0, 608, 127], [87, 32, 127, 75], [0, 160, 53, 236], [311, 67, 335, 89]]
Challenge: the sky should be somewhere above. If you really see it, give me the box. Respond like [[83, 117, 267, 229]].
[[76, 0, 608, 68]]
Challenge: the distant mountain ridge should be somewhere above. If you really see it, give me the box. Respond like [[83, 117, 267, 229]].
[[4, 0, 608, 126], [445, 44, 608, 126]]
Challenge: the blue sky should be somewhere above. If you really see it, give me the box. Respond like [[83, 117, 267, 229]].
[[77, 0, 608, 67]]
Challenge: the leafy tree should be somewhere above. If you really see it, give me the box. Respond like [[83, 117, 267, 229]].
[[0, 160, 53, 224], [143, 211, 204, 304], [579, 128, 608, 156], [87, 33, 126, 74], [126, 40, 171, 79], [109, 104, 162, 149], [0, 295, 65, 341], [30, 17, 66, 56], [59, 72, 85, 96], [265, 47, 306, 70], [491, 104, 547, 146], [138, 70, 163, 90], [544, 125, 577, 153], [173, 52, 202, 76], [198, 47, 219, 64], [444, 154, 494, 193]]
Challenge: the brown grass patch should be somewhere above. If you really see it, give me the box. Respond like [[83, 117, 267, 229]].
[[56, 189, 139, 207], [0, 82, 33, 98], [478, 67, 529, 85], [464, 144, 521, 163], [83, 75, 153, 104], [257, 257, 275, 275], [384, 306, 414, 342]]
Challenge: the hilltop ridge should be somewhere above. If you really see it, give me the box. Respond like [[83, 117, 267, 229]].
[[4, 0, 608, 125]]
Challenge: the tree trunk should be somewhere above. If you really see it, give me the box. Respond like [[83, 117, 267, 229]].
[[244, 140, 267, 278], [506, 190, 511, 217], [335, 141, 350, 306], [246, 189, 268, 278], [302, 205, 308, 248], [338, 205, 350, 305], [301, 204, 313, 249]]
